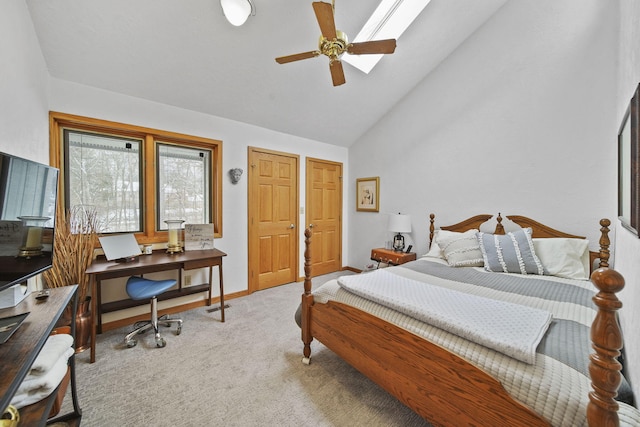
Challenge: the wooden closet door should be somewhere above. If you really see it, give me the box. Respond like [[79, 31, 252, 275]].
[[248, 148, 299, 292], [306, 158, 342, 277]]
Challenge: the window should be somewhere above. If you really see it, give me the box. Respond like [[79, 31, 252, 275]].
[[156, 143, 211, 227], [65, 130, 142, 233], [50, 112, 222, 240], [343, 0, 431, 74]]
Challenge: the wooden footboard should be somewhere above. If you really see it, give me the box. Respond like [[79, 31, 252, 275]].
[[301, 215, 626, 427], [310, 299, 549, 426]]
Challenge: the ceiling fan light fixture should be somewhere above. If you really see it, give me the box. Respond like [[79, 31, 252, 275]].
[[318, 30, 348, 58], [220, 0, 255, 26]]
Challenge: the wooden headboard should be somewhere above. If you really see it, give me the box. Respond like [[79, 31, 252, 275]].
[[428, 213, 610, 272]]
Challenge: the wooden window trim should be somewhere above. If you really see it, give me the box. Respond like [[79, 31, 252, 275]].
[[49, 111, 223, 241]]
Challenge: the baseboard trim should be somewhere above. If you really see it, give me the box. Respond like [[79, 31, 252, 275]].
[[296, 266, 361, 282], [101, 289, 249, 332]]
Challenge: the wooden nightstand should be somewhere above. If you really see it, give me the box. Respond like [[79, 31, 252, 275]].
[[371, 248, 417, 267]]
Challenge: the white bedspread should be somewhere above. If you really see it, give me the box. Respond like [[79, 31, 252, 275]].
[[338, 269, 552, 364]]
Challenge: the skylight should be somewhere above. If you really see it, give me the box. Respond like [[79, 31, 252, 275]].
[[343, 0, 431, 74]]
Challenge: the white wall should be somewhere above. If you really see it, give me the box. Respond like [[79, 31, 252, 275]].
[[0, 0, 50, 163], [48, 79, 349, 321], [613, 0, 640, 402], [349, 0, 617, 263], [0, 0, 52, 294]]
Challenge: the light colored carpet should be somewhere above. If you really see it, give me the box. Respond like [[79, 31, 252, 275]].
[[62, 272, 432, 426]]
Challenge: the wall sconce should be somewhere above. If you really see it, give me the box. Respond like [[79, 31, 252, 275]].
[[165, 219, 185, 254], [18, 216, 49, 258], [388, 213, 411, 252], [220, 0, 255, 26], [228, 168, 243, 184]]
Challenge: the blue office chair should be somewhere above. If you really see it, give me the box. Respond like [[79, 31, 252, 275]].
[[124, 276, 183, 348]]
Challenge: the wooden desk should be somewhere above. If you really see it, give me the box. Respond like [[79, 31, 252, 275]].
[[85, 249, 227, 363]]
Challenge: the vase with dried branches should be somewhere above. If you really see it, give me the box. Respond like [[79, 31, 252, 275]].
[[43, 205, 101, 352]]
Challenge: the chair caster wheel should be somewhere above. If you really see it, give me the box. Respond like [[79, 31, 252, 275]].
[[176, 325, 182, 335], [126, 339, 137, 348], [156, 337, 166, 348]]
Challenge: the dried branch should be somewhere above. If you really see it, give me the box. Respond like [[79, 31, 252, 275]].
[[43, 204, 101, 302]]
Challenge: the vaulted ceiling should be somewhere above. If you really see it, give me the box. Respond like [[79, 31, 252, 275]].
[[26, 0, 507, 147]]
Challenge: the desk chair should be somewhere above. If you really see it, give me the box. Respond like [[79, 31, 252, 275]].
[[124, 276, 183, 348]]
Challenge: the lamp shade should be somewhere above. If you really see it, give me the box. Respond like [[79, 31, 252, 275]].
[[388, 213, 411, 233], [221, 0, 253, 26]]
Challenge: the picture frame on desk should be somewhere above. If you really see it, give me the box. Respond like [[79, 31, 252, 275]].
[[184, 223, 215, 251], [356, 177, 380, 212]]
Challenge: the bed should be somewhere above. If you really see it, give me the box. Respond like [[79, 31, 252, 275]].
[[299, 213, 640, 426]]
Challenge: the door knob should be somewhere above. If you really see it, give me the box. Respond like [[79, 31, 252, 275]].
[[289, 224, 295, 229], [308, 224, 314, 228]]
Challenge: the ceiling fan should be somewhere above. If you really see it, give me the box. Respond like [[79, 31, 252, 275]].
[[275, 1, 397, 87]]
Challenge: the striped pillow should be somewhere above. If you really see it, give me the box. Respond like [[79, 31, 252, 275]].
[[477, 228, 546, 275], [437, 229, 484, 267]]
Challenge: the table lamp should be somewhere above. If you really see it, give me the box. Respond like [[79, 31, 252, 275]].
[[388, 213, 411, 252]]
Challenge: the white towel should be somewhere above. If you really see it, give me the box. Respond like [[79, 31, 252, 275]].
[[11, 346, 74, 409], [28, 334, 74, 375]]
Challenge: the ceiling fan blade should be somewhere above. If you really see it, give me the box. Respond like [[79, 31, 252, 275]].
[[329, 60, 346, 86], [347, 39, 397, 55], [312, 2, 337, 40], [275, 51, 320, 64]]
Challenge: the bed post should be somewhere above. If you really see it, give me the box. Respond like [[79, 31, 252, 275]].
[[429, 213, 435, 248], [587, 267, 624, 427], [495, 213, 505, 234], [301, 228, 313, 364], [598, 218, 611, 268]]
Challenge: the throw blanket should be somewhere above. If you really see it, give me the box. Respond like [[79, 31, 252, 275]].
[[338, 269, 552, 364]]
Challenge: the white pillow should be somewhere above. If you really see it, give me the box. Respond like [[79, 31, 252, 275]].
[[532, 238, 590, 280], [437, 229, 484, 267], [425, 229, 479, 259]]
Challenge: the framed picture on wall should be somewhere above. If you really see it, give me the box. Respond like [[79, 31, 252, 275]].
[[356, 177, 379, 212], [618, 82, 640, 236]]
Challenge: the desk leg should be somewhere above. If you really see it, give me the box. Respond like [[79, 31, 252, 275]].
[[90, 276, 97, 363], [218, 262, 225, 323], [96, 279, 103, 334], [207, 266, 212, 306]]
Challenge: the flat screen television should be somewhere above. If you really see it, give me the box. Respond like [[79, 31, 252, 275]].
[[0, 152, 58, 293]]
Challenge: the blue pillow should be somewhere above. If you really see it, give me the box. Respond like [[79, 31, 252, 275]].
[[477, 228, 546, 275]]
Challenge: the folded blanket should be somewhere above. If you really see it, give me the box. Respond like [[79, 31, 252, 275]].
[[337, 269, 552, 364], [11, 346, 74, 409], [29, 334, 74, 375]]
